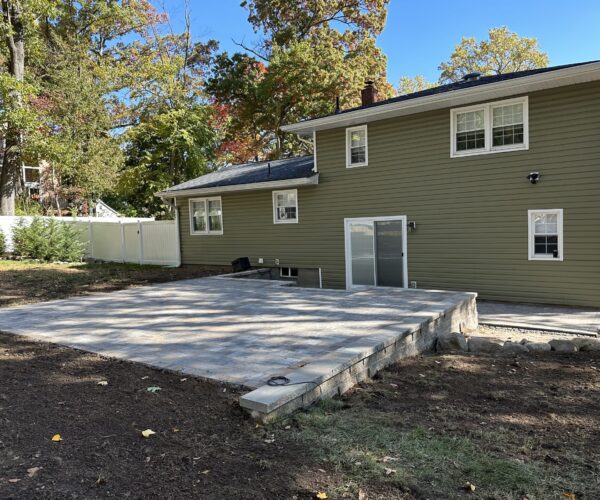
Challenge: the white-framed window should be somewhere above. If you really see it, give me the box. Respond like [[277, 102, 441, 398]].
[[272, 189, 298, 224], [451, 97, 528, 157], [280, 267, 298, 278], [528, 209, 563, 261], [189, 196, 223, 235], [346, 125, 368, 168]]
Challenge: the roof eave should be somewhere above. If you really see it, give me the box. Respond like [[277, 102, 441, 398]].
[[155, 173, 319, 198], [281, 62, 600, 135]]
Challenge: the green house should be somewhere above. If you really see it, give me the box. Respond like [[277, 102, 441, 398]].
[[157, 61, 600, 307]]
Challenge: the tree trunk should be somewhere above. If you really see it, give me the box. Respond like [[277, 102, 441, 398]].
[[0, 0, 26, 215]]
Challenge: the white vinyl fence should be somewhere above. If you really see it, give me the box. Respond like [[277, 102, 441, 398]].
[[0, 216, 180, 267]]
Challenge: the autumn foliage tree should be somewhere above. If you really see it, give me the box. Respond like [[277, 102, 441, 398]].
[[207, 0, 394, 163]]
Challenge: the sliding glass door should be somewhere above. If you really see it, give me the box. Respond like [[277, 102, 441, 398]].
[[345, 216, 407, 289]]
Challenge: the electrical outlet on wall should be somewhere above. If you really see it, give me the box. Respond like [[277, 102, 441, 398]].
[[275, 258, 280, 265], [410, 281, 418, 289], [258, 257, 264, 264]]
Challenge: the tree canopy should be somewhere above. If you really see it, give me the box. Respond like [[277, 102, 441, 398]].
[[398, 26, 549, 93], [0, 4, 552, 217]]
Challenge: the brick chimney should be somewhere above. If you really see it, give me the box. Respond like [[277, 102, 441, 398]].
[[361, 80, 377, 107]]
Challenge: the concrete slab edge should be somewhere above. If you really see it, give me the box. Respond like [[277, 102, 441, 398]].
[[240, 293, 478, 421]]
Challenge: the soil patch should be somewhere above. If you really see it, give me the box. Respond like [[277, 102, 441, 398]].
[[0, 261, 230, 307], [0, 334, 316, 499]]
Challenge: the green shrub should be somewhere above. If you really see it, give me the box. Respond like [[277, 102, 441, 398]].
[[0, 228, 5, 255], [12, 217, 85, 262]]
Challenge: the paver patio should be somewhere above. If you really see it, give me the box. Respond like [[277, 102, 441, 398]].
[[0, 276, 473, 389]]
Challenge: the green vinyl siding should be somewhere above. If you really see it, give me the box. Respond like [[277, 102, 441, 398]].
[[178, 81, 600, 307]]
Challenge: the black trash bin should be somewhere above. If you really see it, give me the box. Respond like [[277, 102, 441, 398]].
[[231, 257, 251, 273]]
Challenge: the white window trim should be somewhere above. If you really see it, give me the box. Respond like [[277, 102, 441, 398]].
[[346, 125, 368, 168], [450, 96, 529, 158], [528, 209, 563, 261], [272, 189, 299, 224], [189, 196, 223, 235]]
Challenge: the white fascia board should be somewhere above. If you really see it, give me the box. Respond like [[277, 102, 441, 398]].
[[156, 174, 319, 198], [281, 63, 600, 136]]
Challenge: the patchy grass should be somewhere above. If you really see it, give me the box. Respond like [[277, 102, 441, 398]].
[[0, 260, 229, 307], [277, 354, 600, 499]]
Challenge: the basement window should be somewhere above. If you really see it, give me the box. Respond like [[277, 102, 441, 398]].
[[280, 267, 299, 278], [189, 197, 223, 235], [451, 97, 528, 157], [528, 209, 563, 261], [273, 189, 298, 224], [346, 125, 368, 168]]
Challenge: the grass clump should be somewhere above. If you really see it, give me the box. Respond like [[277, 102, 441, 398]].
[[287, 403, 544, 499], [12, 217, 85, 262]]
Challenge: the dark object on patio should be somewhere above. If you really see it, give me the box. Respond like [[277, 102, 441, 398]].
[[232, 257, 251, 273]]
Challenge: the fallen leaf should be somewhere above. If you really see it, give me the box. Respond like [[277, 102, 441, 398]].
[[463, 481, 476, 492], [381, 456, 398, 463], [141, 429, 156, 438], [200, 470, 210, 474], [51, 434, 62, 442], [389, 383, 398, 388], [180, 378, 187, 382], [141, 376, 149, 380], [146, 386, 161, 393], [384, 467, 396, 476], [27, 467, 42, 478], [97, 381, 108, 386], [316, 493, 328, 500], [8, 478, 20, 483], [562, 494, 576, 500]]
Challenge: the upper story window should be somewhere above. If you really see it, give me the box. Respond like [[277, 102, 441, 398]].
[[346, 125, 368, 168], [451, 97, 528, 158], [528, 209, 563, 261], [273, 189, 298, 224], [190, 196, 223, 235]]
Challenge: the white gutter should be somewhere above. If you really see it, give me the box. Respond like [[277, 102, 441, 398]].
[[281, 62, 600, 135], [156, 173, 319, 198]]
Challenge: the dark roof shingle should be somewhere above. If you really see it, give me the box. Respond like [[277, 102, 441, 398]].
[[164, 155, 315, 193]]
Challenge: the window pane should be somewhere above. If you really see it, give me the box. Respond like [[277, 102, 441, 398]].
[[456, 130, 485, 151], [208, 199, 222, 231], [493, 103, 523, 127], [456, 110, 484, 132], [192, 201, 206, 232], [350, 130, 365, 147], [492, 104, 524, 147], [492, 124, 524, 146], [534, 235, 558, 256], [275, 191, 297, 221], [351, 146, 366, 164]]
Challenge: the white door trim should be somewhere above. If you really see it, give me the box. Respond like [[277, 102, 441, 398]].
[[344, 215, 408, 290]]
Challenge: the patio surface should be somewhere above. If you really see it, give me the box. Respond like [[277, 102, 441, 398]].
[[0, 277, 473, 389], [478, 301, 600, 336]]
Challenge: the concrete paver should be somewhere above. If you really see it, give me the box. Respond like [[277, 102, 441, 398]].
[[0, 276, 473, 389]]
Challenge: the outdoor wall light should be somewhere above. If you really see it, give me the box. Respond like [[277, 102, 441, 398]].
[[408, 221, 417, 232], [527, 171, 541, 184]]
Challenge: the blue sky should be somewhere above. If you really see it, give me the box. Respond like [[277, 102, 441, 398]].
[[155, 0, 600, 85]]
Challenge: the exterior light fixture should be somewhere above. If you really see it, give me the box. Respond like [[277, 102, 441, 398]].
[[527, 172, 541, 184]]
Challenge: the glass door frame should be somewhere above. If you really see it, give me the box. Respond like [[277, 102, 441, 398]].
[[344, 215, 408, 290]]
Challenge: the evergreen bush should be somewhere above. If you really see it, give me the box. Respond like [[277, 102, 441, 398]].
[[0, 228, 5, 255], [12, 217, 85, 262]]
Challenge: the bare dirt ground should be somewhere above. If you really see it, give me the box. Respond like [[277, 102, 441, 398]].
[[0, 260, 230, 307], [1, 332, 598, 499]]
